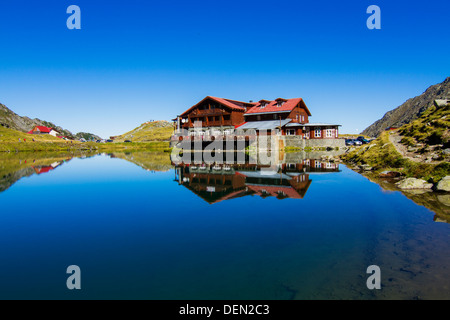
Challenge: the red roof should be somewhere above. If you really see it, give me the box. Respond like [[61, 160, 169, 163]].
[[32, 166, 53, 174], [245, 98, 311, 116], [180, 96, 254, 117], [235, 122, 247, 129], [32, 126, 52, 133]]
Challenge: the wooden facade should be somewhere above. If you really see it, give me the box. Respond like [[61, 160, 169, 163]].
[[174, 96, 341, 139], [176, 96, 254, 132]]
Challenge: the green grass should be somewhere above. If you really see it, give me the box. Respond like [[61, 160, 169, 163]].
[[341, 131, 450, 182], [398, 103, 450, 147], [114, 121, 174, 142], [0, 126, 171, 152]]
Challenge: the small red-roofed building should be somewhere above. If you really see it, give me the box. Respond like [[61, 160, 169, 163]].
[[28, 126, 60, 137]]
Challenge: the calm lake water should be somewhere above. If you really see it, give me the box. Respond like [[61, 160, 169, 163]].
[[0, 151, 449, 300]]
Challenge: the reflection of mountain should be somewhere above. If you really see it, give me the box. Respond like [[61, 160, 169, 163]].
[[108, 152, 173, 172], [0, 154, 71, 193], [0, 167, 36, 193], [174, 160, 340, 204], [365, 175, 450, 223]]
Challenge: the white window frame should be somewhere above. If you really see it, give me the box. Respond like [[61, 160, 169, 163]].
[[286, 129, 296, 136], [314, 127, 321, 138]]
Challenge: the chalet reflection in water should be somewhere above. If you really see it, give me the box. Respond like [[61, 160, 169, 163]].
[[173, 159, 340, 204]]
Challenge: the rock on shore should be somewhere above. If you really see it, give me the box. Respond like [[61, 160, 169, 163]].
[[436, 176, 450, 192], [395, 178, 433, 190]]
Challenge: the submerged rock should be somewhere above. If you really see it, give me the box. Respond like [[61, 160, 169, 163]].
[[437, 194, 450, 207], [379, 171, 402, 178], [436, 176, 450, 192], [395, 178, 433, 190]]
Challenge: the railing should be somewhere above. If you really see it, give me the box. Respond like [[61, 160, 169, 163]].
[[191, 109, 231, 116], [181, 120, 233, 128]]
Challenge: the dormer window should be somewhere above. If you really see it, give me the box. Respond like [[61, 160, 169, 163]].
[[275, 98, 286, 108], [258, 100, 270, 109]]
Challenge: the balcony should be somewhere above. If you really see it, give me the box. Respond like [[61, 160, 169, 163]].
[[192, 109, 231, 116], [181, 120, 233, 128]]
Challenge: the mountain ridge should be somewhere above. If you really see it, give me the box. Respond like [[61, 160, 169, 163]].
[[0, 102, 101, 140], [362, 77, 450, 137]]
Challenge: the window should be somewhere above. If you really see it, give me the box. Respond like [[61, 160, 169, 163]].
[[273, 114, 277, 120], [305, 128, 310, 139], [257, 115, 261, 121], [223, 115, 230, 121], [260, 103, 266, 108], [315, 160, 321, 168], [286, 129, 296, 136], [325, 129, 333, 138], [315, 127, 321, 138]]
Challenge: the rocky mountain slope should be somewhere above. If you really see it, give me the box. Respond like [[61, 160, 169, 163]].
[[0, 102, 100, 139], [362, 77, 450, 137]]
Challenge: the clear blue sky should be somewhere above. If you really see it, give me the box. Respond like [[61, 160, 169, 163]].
[[0, 0, 449, 138]]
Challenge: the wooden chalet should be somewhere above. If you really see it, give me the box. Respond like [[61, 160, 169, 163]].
[[174, 96, 341, 139], [174, 96, 255, 136]]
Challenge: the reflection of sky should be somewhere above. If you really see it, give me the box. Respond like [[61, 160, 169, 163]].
[[0, 155, 448, 299]]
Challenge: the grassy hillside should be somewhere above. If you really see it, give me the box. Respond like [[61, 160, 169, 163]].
[[398, 101, 449, 148], [341, 131, 450, 182], [0, 125, 171, 152], [114, 121, 174, 142], [0, 125, 63, 142]]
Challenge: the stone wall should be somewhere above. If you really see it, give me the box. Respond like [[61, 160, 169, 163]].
[[171, 135, 346, 150], [282, 136, 346, 149]]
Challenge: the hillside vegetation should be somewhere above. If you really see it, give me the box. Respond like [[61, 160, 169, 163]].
[[398, 101, 449, 148], [0, 102, 100, 139], [342, 131, 450, 183], [0, 126, 170, 152], [114, 121, 174, 142]]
